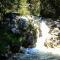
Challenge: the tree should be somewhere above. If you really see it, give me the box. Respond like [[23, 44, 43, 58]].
[[0, 0, 21, 21], [40, 0, 60, 18], [19, 0, 30, 15], [28, 0, 40, 16]]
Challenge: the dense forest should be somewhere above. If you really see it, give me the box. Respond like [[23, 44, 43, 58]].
[[0, 0, 60, 60], [0, 0, 60, 19]]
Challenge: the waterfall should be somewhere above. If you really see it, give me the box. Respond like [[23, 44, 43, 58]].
[[35, 19, 60, 55], [36, 21, 50, 50]]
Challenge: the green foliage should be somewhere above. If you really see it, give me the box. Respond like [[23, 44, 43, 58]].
[[19, 0, 30, 15], [28, 0, 40, 16], [0, 0, 20, 12], [0, 0, 41, 19], [0, 0, 21, 21], [0, 29, 20, 54], [40, 0, 60, 18]]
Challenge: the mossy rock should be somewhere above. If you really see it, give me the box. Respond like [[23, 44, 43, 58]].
[[0, 13, 37, 54]]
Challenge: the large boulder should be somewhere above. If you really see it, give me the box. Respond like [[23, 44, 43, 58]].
[[0, 13, 38, 54]]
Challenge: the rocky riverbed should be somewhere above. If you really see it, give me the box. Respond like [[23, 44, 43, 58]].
[[44, 18, 60, 48], [0, 14, 60, 60], [8, 48, 60, 60]]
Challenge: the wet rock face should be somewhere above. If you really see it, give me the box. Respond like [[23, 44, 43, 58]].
[[18, 17, 28, 30], [1, 13, 37, 49], [4, 13, 29, 35], [40, 0, 60, 18], [22, 31, 37, 48], [44, 19, 60, 48], [44, 33, 60, 48]]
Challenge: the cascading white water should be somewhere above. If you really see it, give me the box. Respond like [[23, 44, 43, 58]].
[[35, 20, 60, 55], [36, 21, 50, 50]]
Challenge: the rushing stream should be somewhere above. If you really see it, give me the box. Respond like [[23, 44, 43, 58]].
[[8, 18, 60, 60]]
